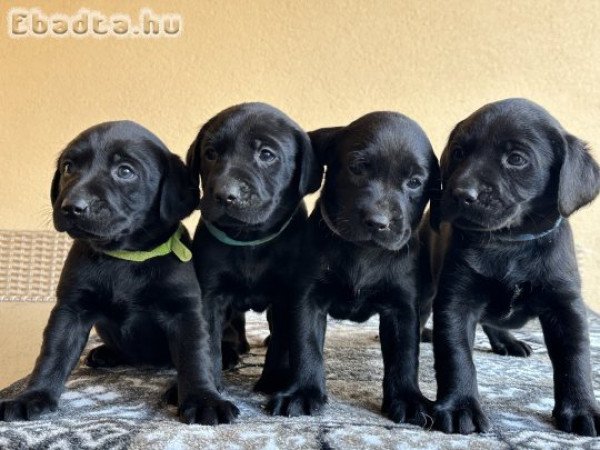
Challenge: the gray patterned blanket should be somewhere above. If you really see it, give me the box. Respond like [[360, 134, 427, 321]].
[[1, 312, 600, 449]]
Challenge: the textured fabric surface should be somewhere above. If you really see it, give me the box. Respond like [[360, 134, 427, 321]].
[[1, 312, 600, 449]]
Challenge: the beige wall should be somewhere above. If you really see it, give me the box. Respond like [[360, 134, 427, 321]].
[[1, 0, 599, 309]]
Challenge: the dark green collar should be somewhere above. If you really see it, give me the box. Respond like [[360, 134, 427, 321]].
[[494, 217, 563, 242], [103, 225, 192, 262], [204, 210, 297, 247]]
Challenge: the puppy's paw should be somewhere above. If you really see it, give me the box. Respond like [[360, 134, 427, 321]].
[[268, 386, 327, 417], [433, 396, 490, 434], [382, 391, 433, 427], [221, 343, 242, 371], [490, 337, 532, 357], [0, 390, 57, 421], [254, 369, 291, 395], [554, 402, 600, 436], [179, 391, 239, 425], [85, 345, 124, 368]]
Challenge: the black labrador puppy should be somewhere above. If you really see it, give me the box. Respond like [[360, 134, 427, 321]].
[[269, 112, 439, 424], [0, 121, 238, 425], [425, 98, 600, 435], [185, 103, 322, 392]]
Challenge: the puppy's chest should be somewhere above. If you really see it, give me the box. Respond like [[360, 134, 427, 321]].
[[463, 246, 545, 284], [84, 265, 160, 318], [316, 253, 412, 321], [462, 246, 544, 320], [210, 250, 294, 311]]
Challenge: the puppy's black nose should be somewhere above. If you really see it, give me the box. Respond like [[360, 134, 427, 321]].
[[364, 213, 391, 232], [61, 197, 89, 216], [214, 185, 241, 206], [453, 187, 479, 205]]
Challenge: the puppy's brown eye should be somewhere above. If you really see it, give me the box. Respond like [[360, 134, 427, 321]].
[[62, 161, 73, 174], [406, 178, 422, 189], [259, 148, 276, 162], [204, 149, 218, 161], [506, 152, 527, 167], [116, 165, 135, 179]]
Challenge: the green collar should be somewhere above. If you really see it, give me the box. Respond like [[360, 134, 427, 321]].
[[103, 225, 192, 262], [204, 211, 297, 247]]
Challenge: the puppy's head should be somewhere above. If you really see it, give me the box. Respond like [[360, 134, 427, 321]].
[[186, 103, 321, 227], [310, 112, 440, 251], [51, 121, 198, 249], [434, 98, 600, 232]]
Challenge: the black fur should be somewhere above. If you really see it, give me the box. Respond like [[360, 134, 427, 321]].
[[0, 121, 238, 425], [423, 98, 600, 435], [269, 112, 439, 424], [185, 103, 322, 392]]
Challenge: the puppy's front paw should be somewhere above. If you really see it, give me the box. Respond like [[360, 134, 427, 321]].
[[554, 402, 600, 436], [490, 337, 532, 357], [433, 396, 490, 434], [268, 386, 327, 417], [0, 391, 57, 421], [179, 391, 239, 425], [382, 391, 433, 427]]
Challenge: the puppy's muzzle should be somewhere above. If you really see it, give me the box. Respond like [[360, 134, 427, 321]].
[[451, 184, 496, 209], [361, 210, 392, 232], [61, 196, 90, 218], [212, 181, 252, 208], [56, 193, 111, 230]]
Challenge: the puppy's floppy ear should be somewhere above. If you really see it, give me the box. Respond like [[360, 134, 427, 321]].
[[50, 168, 60, 205], [295, 130, 323, 195], [185, 123, 210, 188], [185, 135, 201, 188], [160, 153, 200, 223], [308, 127, 342, 167], [427, 152, 442, 232], [557, 134, 600, 217], [430, 121, 463, 231]]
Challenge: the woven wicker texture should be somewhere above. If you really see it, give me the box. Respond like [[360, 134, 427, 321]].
[[0, 230, 70, 302]]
